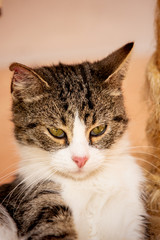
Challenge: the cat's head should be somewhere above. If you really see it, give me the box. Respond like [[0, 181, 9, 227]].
[[10, 43, 133, 182]]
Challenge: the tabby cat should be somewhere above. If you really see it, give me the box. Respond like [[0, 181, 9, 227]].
[[0, 42, 147, 240]]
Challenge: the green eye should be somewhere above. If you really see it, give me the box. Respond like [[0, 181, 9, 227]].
[[90, 124, 106, 137], [48, 127, 65, 139]]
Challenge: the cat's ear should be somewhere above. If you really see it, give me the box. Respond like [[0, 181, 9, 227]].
[[92, 42, 134, 83], [10, 63, 49, 101]]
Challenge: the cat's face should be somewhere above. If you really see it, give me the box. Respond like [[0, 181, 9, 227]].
[[10, 43, 133, 181]]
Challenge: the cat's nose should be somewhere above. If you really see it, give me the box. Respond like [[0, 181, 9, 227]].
[[72, 156, 88, 168]]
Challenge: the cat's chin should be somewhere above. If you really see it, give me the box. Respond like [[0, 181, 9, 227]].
[[68, 169, 90, 181], [55, 167, 102, 181]]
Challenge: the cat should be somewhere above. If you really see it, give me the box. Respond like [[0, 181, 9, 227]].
[[0, 42, 148, 240]]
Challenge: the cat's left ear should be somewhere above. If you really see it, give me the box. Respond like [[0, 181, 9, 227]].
[[92, 42, 134, 83], [9, 62, 49, 100]]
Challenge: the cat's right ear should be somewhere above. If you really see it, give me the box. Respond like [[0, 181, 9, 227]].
[[92, 42, 134, 84], [9, 63, 49, 101]]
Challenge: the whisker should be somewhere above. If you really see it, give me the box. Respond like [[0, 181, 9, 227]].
[[129, 151, 160, 161], [138, 167, 159, 185], [2, 165, 47, 204], [14, 167, 59, 212], [133, 157, 160, 171], [108, 145, 160, 153], [0, 163, 45, 184], [1, 172, 39, 206], [14, 174, 49, 212], [0, 161, 19, 175], [0, 170, 18, 183]]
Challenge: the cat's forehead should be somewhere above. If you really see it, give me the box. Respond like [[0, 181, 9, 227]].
[[39, 63, 110, 126], [42, 62, 97, 98]]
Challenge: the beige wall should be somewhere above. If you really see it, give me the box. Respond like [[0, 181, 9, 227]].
[[0, 0, 156, 68]]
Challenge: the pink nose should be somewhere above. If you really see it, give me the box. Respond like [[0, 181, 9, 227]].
[[72, 156, 88, 168]]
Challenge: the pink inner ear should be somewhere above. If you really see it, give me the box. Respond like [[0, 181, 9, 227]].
[[14, 68, 19, 74], [13, 67, 27, 75], [10, 63, 30, 75], [11, 66, 30, 84], [10, 63, 39, 94]]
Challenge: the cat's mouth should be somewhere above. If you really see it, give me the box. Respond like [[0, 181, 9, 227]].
[[72, 168, 87, 177]]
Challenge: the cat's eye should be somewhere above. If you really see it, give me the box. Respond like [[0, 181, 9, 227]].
[[90, 124, 107, 137], [48, 127, 65, 139]]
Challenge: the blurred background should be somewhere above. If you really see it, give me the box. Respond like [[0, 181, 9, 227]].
[[0, 0, 156, 183], [0, 0, 156, 67]]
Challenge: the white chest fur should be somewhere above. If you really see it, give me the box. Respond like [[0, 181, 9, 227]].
[[18, 116, 146, 240], [60, 154, 146, 240]]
